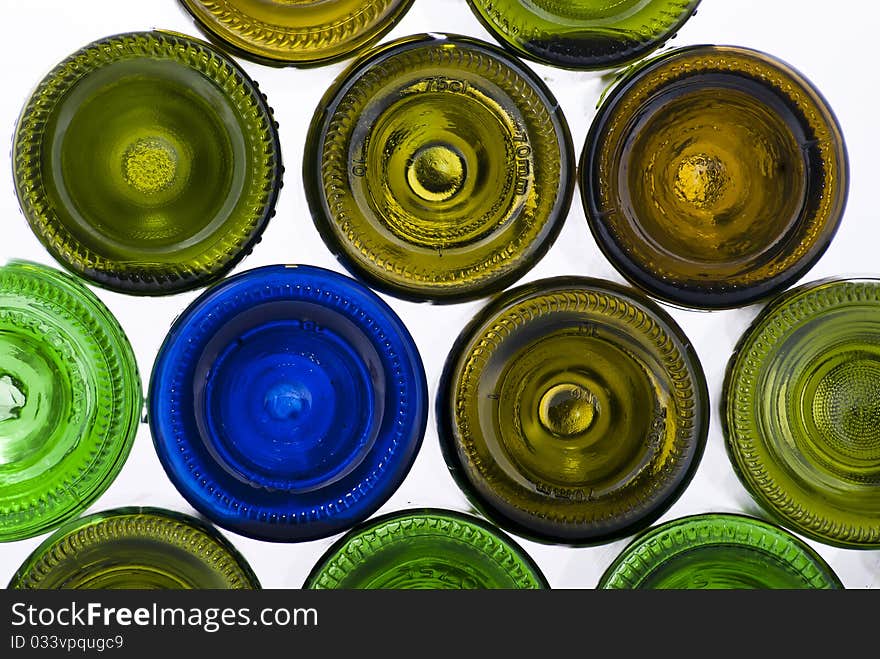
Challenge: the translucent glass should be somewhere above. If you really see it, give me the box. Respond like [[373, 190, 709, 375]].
[[438, 277, 709, 545], [305, 509, 547, 589], [0, 262, 141, 542], [725, 279, 880, 548], [581, 46, 848, 309], [467, 0, 701, 70], [180, 0, 415, 66], [304, 33, 574, 303], [13, 31, 282, 295], [9, 508, 259, 589], [599, 514, 842, 589], [149, 265, 427, 542]]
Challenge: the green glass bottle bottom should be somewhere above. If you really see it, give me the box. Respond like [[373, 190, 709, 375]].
[[724, 279, 880, 548], [0, 262, 141, 542], [304, 509, 547, 589], [467, 0, 701, 70], [438, 277, 709, 544], [13, 31, 281, 295], [9, 508, 259, 589], [599, 514, 842, 589]]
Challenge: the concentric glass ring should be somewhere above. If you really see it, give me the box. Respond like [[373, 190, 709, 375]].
[[149, 265, 427, 542], [0, 261, 141, 542], [13, 31, 282, 295], [724, 278, 880, 548], [438, 276, 709, 545], [304, 33, 575, 303]]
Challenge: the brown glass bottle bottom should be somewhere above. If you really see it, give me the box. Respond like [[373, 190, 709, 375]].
[[581, 45, 847, 309]]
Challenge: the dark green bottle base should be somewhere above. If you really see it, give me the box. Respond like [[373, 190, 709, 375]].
[[438, 277, 709, 545]]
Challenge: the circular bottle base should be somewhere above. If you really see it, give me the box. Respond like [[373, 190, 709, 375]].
[[304, 509, 547, 589], [304, 33, 574, 303], [13, 31, 282, 295], [9, 508, 259, 589], [724, 279, 880, 548], [438, 277, 709, 545], [0, 262, 141, 542], [598, 514, 842, 589], [149, 265, 427, 542], [581, 45, 848, 309]]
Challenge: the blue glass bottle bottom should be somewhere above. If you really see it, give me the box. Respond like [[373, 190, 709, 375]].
[[149, 265, 427, 542]]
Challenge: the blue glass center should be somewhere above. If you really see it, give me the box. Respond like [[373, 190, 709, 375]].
[[197, 307, 382, 493], [265, 381, 311, 421]]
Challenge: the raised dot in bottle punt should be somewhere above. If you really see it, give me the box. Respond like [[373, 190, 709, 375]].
[[538, 383, 598, 437], [407, 144, 467, 203]]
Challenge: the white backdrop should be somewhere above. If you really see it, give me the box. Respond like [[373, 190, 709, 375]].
[[1, 0, 878, 588]]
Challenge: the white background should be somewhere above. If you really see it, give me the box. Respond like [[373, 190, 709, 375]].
[[1, 0, 878, 589]]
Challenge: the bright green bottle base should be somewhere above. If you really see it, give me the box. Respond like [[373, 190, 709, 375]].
[[0, 262, 141, 542], [599, 514, 842, 589], [305, 509, 547, 589]]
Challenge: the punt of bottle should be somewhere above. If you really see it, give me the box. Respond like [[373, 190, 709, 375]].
[[149, 265, 427, 542], [438, 277, 709, 545], [581, 45, 848, 309], [599, 514, 842, 589], [304, 33, 575, 303], [180, 0, 415, 66], [13, 31, 282, 295], [724, 279, 880, 549], [0, 262, 141, 542], [467, 0, 701, 70], [305, 509, 548, 589], [8, 508, 259, 589]]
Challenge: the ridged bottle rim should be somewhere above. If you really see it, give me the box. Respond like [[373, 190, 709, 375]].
[[8, 507, 260, 589], [149, 265, 428, 542], [580, 44, 849, 310], [303, 32, 575, 304], [466, 0, 702, 70], [304, 508, 549, 589], [0, 261, 141, 542], [437, 276, 709, 545], [598, 513, 843, 589], [179, 0, 416, 67], [723, 278, 880, 549], [12, 30, 282, 295]]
